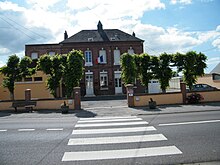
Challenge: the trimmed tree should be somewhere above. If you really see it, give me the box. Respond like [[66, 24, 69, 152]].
[[138, 53, 153, 93], [120, 53, 136, 85], [62, 50, 84, 98], [37, 54, 64, 98], [155, 53, 173, 93], [173, 51, 207, 90], [0, 55, 34, 100]]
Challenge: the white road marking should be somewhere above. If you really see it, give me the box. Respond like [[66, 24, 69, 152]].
[[75, 121, 148, 128], [62, 146, 182, 161], [72, 126, 156, 135], [46, 128, 63, 131], [18, 129, 35, 132], [68, 134, 167, 145], [79, 116, 138, 121], [84, 106, 127, 110], [159, 119, 220, 127], [0, 129, 7, 132], [78, 118, 142, 123]]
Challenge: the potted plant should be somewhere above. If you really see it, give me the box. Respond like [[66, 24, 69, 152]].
[[149, 98, 157, 109], [61, 101, 69, 114], [186, 93, 204, 104]]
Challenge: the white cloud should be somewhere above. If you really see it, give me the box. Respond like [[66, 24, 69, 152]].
[[0, 60, 5, 67], [0, 47, 10, 55], [216, 25, 220, 32], [0, 0, 219, 73], [170, 0, 192, 5], [134, 23, 201, 54], [27, 0, 61, 10], [0, 1, 25, 12], [212, 37, 220, 49], [67, 0, 165, 21], [207, 57, 220, 65]]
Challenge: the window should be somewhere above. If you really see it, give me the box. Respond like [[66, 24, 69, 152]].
[[213, 74, 220, 80], [115, 78, 122, 87], [34, 77, 43, 81], [15, 77, 22, 82], [100, 71, 108, 89], [128, 47, 134, 55], [114, 49, 120, 65], [31, 52, 38, 59], [85, 51, 93, 66], [24, 77, 32, 82], [49, 52, 55, 56], [98, 49, 106, 64]]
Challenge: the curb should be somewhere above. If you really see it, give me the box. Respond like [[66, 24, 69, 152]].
[[135, 109, 220, 116]]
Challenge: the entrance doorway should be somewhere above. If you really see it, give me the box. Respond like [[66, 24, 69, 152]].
[[114, 71, 122, 94], [85, 72, 94, 96]]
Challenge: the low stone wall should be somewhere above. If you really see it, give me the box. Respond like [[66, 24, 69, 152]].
[[134, 92, 182, 107], [188, 90, 220, 102], [133, 90, 220, 107], [0, 99, 74, 111]]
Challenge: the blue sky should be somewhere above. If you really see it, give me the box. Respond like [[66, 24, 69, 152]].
[[0, 0, 219, 73]]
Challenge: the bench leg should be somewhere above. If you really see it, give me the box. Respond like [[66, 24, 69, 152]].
[[14, 107, 17, 112], [25, 106, 33, 113]]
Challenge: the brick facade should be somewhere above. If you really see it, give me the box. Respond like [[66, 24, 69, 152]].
[[25, 22, 145, 96]]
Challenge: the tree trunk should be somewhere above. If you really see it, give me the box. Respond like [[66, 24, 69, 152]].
[[162, 89, 166, 93], [10, 92, 14, 100]]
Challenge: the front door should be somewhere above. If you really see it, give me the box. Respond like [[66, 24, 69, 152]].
[[114, 72, 122, 94], [85, 74, 94, 96]]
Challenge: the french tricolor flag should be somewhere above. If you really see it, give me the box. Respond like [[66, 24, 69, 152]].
[[96, 55, 104, 64]]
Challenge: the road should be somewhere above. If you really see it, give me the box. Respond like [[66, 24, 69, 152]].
[[0, 110, 220, 165]]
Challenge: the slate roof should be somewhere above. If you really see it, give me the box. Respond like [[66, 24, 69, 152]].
[[60, 29, 144, 44], [210, 62, 220, 74]]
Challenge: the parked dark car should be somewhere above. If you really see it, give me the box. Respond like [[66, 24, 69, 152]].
[[191, 84, 218, 91]]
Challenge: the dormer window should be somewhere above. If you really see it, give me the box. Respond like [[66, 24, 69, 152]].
[[88, 38, 93, 42]]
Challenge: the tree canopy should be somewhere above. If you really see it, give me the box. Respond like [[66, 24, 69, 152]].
[[37, 54, 64, 97], [0, 55, 34, 100], [37, 50, 84, 98], [62, 49, 84, 98], [120, 53, 136, 85], [120, 51, 207, 93]]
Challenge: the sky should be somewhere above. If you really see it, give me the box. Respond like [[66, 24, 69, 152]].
[[0, 0, 220, 73]]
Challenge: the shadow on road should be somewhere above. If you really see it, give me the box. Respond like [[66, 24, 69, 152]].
[[0, 111, 11, 117], [73, 109, 97, 118]]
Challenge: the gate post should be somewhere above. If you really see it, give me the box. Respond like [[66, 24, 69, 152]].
[[126, 84, 134, 107], [180, 82, 187, 104], [74, 87, 81, 110], [25, 89, 31, 101]]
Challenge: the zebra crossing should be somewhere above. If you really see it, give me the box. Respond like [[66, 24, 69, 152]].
[[62, 116, 182, 162]]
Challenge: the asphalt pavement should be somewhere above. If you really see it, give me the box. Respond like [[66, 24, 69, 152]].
[[1, 101, 220, 165], [81, 100, 220, 117]]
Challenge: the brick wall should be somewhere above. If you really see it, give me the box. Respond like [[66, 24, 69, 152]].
[[25, 41, 144, 96]]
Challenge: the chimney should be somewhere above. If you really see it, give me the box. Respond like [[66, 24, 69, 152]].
[[64, 30, 68, 40], [97, 21, 103, 33], [132, 32, 136, 37]]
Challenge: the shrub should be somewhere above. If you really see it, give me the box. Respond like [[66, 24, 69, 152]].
[[186, 93, 204, 104]]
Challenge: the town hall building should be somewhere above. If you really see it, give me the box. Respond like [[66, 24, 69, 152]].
[[25, 21, 145, 97]]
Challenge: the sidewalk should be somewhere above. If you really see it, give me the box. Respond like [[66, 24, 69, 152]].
[[80, 100, 220, 117], [1, 100, 220, 118]]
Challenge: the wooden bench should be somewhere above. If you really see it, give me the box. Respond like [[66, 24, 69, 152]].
[[12, 101, 37, 112]]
